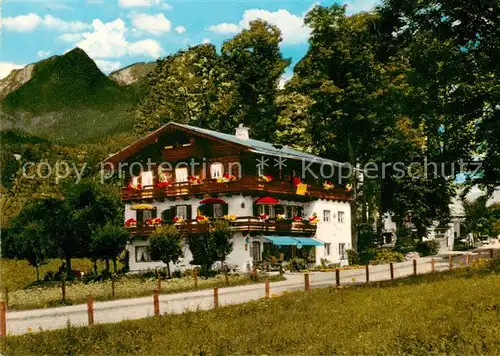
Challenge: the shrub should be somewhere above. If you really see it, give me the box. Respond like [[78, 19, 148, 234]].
[[416, 240, 440, 256], [346, 249, 360, 265], [394, 237, 418, 254], [287, 258, 307, 272], [369, 249, 404, 265]]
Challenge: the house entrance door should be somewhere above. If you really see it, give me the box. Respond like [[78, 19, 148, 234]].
[[252, 241, 261, 261]]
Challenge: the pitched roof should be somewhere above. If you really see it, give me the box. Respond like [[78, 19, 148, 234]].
[[103, 122, 348, 168]]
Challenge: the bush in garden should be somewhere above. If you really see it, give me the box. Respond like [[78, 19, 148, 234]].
[[416, 240, 440, 256], [148, 226, 184, 278], [287, 258, 307, 272], [346, 249, 360, 265], [394, 236, 418, 254], [369, 249, 405, 265]]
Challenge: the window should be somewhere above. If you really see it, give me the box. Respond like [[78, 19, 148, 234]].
[[258, 204, 275, 218], [135, 246, 151, 262], [213, 203, 224, 218], [323, 210, 331, 222], [210, 162, 224, 179], [175, 167, 188, 182], [324, 243, 331, 256], [339, 243, 346, 260], [338, 211, 345, 223], [176, 205, 188, 219], [141, 171, 153, 189]]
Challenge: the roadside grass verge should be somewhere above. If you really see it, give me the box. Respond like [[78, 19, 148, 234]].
[[6, 274, 284, 310], [0, 258, 284, 310], [3, 264, 500, 355]]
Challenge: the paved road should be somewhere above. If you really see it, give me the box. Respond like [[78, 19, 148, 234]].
[[5, 257, 456, 335]]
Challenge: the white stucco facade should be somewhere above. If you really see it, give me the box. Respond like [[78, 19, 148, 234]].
[[125, 194, 353, 272]]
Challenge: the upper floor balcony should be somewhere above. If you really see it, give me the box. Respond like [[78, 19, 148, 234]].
[[128, 215, 317, 236], [121, 175, 351, 202]]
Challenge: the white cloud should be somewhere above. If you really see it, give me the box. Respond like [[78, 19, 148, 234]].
[[1, 13, 43, 32], [43, 15, 90, 32], [0, 62, 25, 80], [129, 39, 163, 58], [118, 0, 160, 8], [174, 26, 186, 34], [36, 50, 52, 58], [131, 13, 171, 35], [207, 9, 310, 44], [95, 59, 122, 72], [208, 23, 239, 35], [74, 18, 163, 59], [202, 38, 211, 44], [59, 33, 83, 42], [342, 0, 379, 14], [1, 13, 89, 32]]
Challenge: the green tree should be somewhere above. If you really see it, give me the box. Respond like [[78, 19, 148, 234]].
[[90, 223, 130, 273], [221, 20, 290, 141], [211, 220, 235, 270], [148, 225, 184, 278], [14, 221, 53, 281]]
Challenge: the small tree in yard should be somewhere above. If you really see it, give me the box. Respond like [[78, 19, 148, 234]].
[[16, 222, 53, 281], [187, 221, 234, 276], [90, 223, 130, 273], [212, 220, 234, 272], [148, 226, 184, 278]]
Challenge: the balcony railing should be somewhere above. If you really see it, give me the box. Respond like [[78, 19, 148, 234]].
[[128, 216, 317, 236], [122, 176, 350, 201]]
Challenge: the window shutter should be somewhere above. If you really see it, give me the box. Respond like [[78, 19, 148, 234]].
[[161, 208, 172, 222], [152, 209, 157, 219], [223, 203, 229, 216], [253, 204, 259, 217], [186, 205, 192, 221], [136, 210, 144, 224], [275, 205, 285, 215]]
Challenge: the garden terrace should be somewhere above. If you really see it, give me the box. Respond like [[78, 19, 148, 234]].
[[129, 216, 317, 236], [121, 175, 350, 202]]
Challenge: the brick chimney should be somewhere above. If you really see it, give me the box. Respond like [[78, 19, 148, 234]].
[[235, 124, 249, 140]]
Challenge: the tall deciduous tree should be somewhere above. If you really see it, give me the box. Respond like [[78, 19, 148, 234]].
[[15, 222, 53, 281], [90, 223, 130, 273], [148, 225, 184, 277]]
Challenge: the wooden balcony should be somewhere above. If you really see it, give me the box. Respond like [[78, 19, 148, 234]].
[[121, 176, 351, 202], [129, 216, 317, 236]]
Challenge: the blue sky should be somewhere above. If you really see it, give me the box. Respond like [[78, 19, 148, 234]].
[[1, 0, 378, 80]]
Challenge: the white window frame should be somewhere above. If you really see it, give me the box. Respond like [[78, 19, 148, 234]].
[[213, 203, 224, 218], [323, 210, 331, 222], [141, 171, 153, 189], [339, 243, 346, 260], [338, 211, 345, 223], [210, 162, 224, 179], [176, 205, 188, 219], [258, 204, 275, 218], [175, 167, 188, 182], [324, 243, 331, 256]]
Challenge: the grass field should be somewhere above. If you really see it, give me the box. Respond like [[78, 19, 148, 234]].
[[0, 258, 284, 310], [2, 263, 500, 355]]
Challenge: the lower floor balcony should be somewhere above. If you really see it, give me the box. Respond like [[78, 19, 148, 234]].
[[127, 216, 317, 236]]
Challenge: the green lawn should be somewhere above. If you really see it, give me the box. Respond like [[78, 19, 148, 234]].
[[0, 258, 284, 310], [2, 263, 500, 355]]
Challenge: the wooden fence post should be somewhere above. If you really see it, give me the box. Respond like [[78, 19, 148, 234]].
[[449, 255, 453, 269], [111, 277, 115, 297], [0, 301, 6, 337], [304, 273, 310, 291], [265, 278, 270, 299], [431, 258, 436, 272], [390, 263, 395, 280], [413, 259, 417, 276], [335, 269, 340, 287], [490, 249, 494, 259], [153, 290, 159, 316], [61, 277, 66, 302], [365, 265, 369, 283], [87, 295, 94, 325], [213, 287, 219, 309], [156, 270, 161, 291], [3, 288, 8, 309], [193, 269, 198, 288]]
